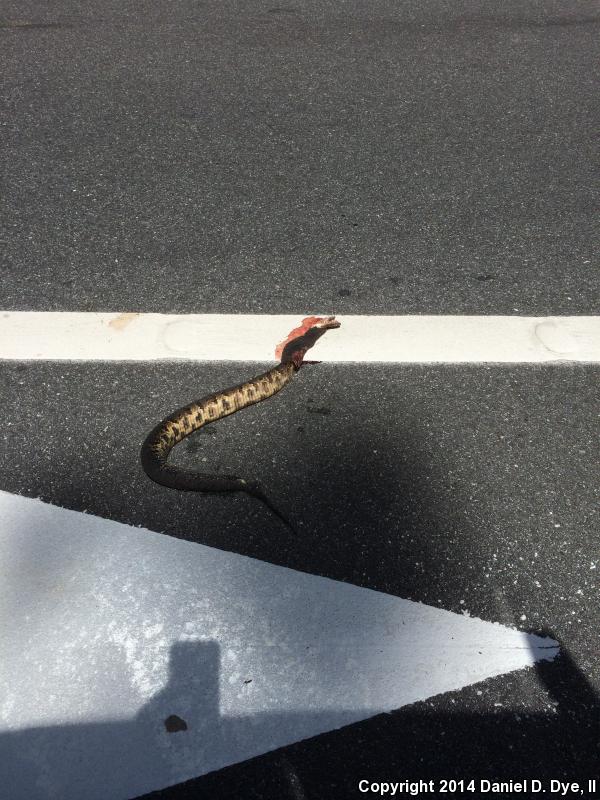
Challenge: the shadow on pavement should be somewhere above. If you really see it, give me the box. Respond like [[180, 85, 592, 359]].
[[1, 640, 376, 800], [1, 635, 598, 800], [140, 635, 600, 799]]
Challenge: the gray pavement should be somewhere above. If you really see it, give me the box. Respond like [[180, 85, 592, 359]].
[[1, 361, 599, 795], [1, 0, 599, 797], [1, 0, 598, 315]]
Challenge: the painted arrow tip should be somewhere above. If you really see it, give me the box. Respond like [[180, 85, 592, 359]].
[[0, 490, 558, 799]]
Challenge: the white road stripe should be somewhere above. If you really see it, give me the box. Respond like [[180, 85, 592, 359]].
[[1, 312, 599, 363], [0, 490, 557, 799]]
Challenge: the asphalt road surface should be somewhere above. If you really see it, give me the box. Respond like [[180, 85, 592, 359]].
[[2, 0, 598, 315], [1, 1, 599, 798]]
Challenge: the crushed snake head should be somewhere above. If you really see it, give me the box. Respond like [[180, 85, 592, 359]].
[[275, 315, 341, 369]]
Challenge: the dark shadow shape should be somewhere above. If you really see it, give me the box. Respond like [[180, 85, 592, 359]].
[[1, 635, 597, 800], [0, 640, 383, 800], [139, 636, 599, 799]]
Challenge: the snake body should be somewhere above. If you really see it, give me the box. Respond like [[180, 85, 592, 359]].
[[140, 316, 340, 530]]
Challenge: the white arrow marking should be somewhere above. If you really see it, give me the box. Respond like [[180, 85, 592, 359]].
[[0, 491, 558, 799], [1, 311, 599, 362]]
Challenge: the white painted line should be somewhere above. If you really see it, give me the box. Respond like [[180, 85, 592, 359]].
[[0, 490, 558, 799], [1, 311, 599, 363]]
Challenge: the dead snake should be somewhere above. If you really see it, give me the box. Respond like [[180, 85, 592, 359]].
[[140, 316, 340, 531]]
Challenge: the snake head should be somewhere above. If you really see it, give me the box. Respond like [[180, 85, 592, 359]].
[[275, 315, 341, 368]]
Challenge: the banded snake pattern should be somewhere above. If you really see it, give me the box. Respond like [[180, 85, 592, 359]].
[[140, 316, 340, 531]]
